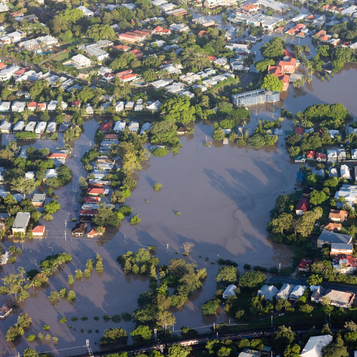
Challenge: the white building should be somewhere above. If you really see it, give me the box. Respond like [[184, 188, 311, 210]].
[[13, 121, 25, 132], [276, 283, 295, 300], [35, 121, 47, 134], [341, 164, 352, 180], [115, 101, 124, 112], [0, 65, 20, 81], [11, 101, 25, 112], [78, 5, 94, 17], [48, 100, 57, 111], [71, 54, 91, 68], [300, 335, 333, 357], [222, 284, 237, 299], [114, 121, 126, 133]]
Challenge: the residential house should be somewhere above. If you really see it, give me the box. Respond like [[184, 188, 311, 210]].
[[300, 336, 333, 357], [113, 44, 130, 52], [129, 121, 139, 133], [276, 283, 295, 300], [114, 121, 126, 133], [323, 289, 355, 308], [35, 122, 47, 134], [85, 103, 94, 115], [32, 225, 46, 238], [337, 148, 346, 161], [0, 121, 11, 133], [129, 49, 143, 58], [306, 151, 315, 160], [298, 258, 312, 272], [0, 251, 9, 265], [222, 284, 237, 299], [332, 255, 357, 274], [0, 65, 21, 81], [99, 122, 113, 132], [13, 121, 24, 132], [329, 209, 348, 222], [316, 152, 327, 162], [88, 188, 109, 196], [317, 231, 352, 248], [257, 285, 279, 300], [204, 0, 239, 8], [78, 5, 94, 17], [0, 304, 12, 319], [296, 198, 309, 215], [71, 54, 91, 68], [11, 212, 30, 235], [341, 164, 351, 179], [327, 149, 337, 162], [87, 226, 105, 238], [48, 100, 57, 111], [330, 243, 353, 256], [72, 223, 87, 237], [289, 285, 307, 300], [329, 167, 338, 178], [31, 194, 46, 207], [28, 101, 37, 111], [311, 286, 326, 303], [321, 222, 342, 232]]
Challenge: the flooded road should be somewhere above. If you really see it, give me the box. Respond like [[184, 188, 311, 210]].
[[1, 48, 357, 356]]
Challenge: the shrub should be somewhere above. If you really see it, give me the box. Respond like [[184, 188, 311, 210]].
[[253, 265, 268, 272], [243, 264, 251, 270], [118, 205, 133, 216], [153, 183, 162, 191], [8, 256, 16, 264], [130, 214, 141, 225], [26, 334, 36, 342], [103, 314, 111, 321], [67, 290, 76, 301], [175, 211, 181, 216], [59, 318, 67, 323], [43, 325, 50, 330], [152, 147, 169, 157], [43, 214, 53, 221], [81, 317, 88, 321], [121, 312, 131, 321], [112, 315, 121, 322], [94, 316, 99, 321], [71, 317, 78, 322], [201, 299, 219, 315]]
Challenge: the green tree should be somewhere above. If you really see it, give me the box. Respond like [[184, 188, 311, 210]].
[[306, 274, 322, 286], [160, 96, 195, 124], [216, 266, 239, 284], [322, 336, 348, 357], [23, 348, 38, 357], [238, 271, 266, 289], [255, 59, 275, 72], [262, 74, 284, 92], [130, 325, 152, 341], [167, 344, 192, 357], [309, 190, 327, 205], [11, 177, 36, 199], [201, 299, 219, 315], [273, 325, 295, 351]]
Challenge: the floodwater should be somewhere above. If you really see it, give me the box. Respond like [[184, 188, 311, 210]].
[[2, 39, 357, 357]]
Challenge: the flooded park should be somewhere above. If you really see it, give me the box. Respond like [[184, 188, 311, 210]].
[[2, 32, 357, 357]]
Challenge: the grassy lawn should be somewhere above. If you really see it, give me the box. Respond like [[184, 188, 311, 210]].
[[53, 52, 70, 62]]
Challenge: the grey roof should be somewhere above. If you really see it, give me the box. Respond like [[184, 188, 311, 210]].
[[12, 212, 30, 230], [318, 231, 352, 244], [331, 243, 353, 251], [31, 194, 46, 203]]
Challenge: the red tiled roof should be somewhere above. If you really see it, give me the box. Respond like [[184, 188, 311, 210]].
[[316, 152, 326, 159], [296, 198, 309, 212], [295, 126, 304, 135], [48, 153, 67, 159], [306, 150, 315, 158], [32, 226, 45, 234], [88, 188, 104, 194], [28, 101, 37, 108]]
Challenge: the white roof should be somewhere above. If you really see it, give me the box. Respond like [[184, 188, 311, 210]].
[[300, 335, 333, 357], [289, 285, 307, 299], [257, 285, 279, 300], [276, 283, 295, 300], [222, 284, 237, 298]]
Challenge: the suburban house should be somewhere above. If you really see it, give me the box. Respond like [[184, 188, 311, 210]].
[[257, 285, 278, 300], [31, 194, 46, 207], [87, 227, 105, 238], [340, 164, 351, 179], [289, 285, 307, 301], [222, 284, 237, 299], [88, 188, 109, 196], [295, 197, 309, 215], [327, 149, 337, 162], [276, 283, 294, 300], [71, 54, 91, 68], [0, 304, 12, 319], [329, 209, 348, 222], [300, 335, 333, 357], [72, 223, 87, 237], [0, 251, 9, 265], [204, 0, 239, 8], [330, 243, 353, 256], [317, 231, 352, 248], [11, 212, 30, 235], [322, 289, 355, 308], [320, 222, 342, 232], [316, 152, 327, 161], [298, 258, 312, 272], [332, 255, 357, 274], [78, 5, 94, 17], [32, 225, 46, 238]]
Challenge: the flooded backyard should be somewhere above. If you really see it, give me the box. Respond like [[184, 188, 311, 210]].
[[1, 49, 357, 356]]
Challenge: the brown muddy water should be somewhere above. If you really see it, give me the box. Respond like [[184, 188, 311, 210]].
[[1, 62, 357, 355]]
